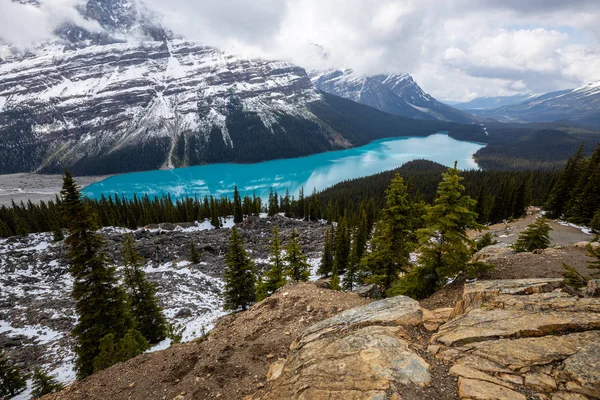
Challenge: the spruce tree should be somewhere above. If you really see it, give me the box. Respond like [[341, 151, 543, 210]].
[[92, 330, 148, 373], [343, 232, 360, 291], [122, 234, 168, 344], [317, 226, 334, 277], [545, 145, 584, 218], [223, 227, 256, 311], [513, 176, 532, 219], [255, 274, 269, 302], [264, 228, 286, 294], [0, 351, 26, 398], [586, 243, 600, 276], [568, 145, 600, 224], [190, 242, 201, 264], [31, 368, 65, 398], [590, 210, 600, 234], [513, 217, 552, 253], [360, 174, 418, 292], [233, 185, 243, 224], [284, 229, 310, 281], [393, 164, 483, 299], [61, 170, 135, 379], [333, 217, 351, 274]]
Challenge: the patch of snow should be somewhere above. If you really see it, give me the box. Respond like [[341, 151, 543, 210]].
[[556, 220, 592, 235]]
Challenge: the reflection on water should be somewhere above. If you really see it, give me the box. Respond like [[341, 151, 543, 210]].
[[83, 133, 485, 200]]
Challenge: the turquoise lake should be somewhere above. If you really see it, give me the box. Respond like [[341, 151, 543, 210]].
[[82, 133, 485, 200]]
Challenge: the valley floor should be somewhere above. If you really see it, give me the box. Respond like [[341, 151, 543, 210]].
[[0, 173, 109, 206]]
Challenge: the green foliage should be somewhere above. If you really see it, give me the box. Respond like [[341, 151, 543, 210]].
[[590, 210, 600, 234], [122, 234, 168, 344], [284, 229, 310, 282], [0, 351, 27, 398], [167, 323, 185, 344], [333, 217, 351, 274], [330, 270, 341, 291], [562, 264, 589, 289], [31, 368, 65, 398], [317, 226, 334, 277], [61, 170, 135, 379], [255, 274, 269, 302], [476, 232, 498, 251], [587, 243, 600, 276], [264, 228, 286, 294], [513, 218, 552, 252], [233, 185, 243, 224], [360, 174, 418, 293], [190, 242, 201, 264], [92, 329, 149, 373], [404, 163, 483, 299], [223, 227, 256, 311]]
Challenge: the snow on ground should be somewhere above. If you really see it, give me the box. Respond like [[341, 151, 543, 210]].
[[557, 220, 592, 235]]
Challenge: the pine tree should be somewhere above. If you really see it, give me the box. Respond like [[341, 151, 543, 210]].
[[255, 274, 269, 302], [513, 217, 552, 252], [61, 170, 135, 379], [190, 242, 201, 264], [586, 243, 600, 276], [333, 217, 351, 274], [545, 145, 584, 218], [121, 234, 168, 344], [590, 210, 600, 234], [0, 351, 27, 398], [513, 175, 532, 219], [223, 227, 256, 311], [317, 226, 334, 277], [92, 329, 148, 373], [233, 185, 243, 224], [343, 233, 359, 291], [393, 164, 483, 299], [568, 145, 600, 224], [330, 268, 341, 291], [31, 368, 65, 398], [360, 174, 417, 292], [284, 229, 310, 281], [119, 329, 149, 360], [264, 228, 286, 294]]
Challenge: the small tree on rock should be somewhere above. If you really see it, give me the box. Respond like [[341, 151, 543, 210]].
[[513, 218, 552, 253], [122, 234, 168, 344], [31, 368, 65, 398], [264, 228, 286, 294], [223, 227, 256, 311], [190, 242, 201, 264], [0, 351, 27, 398], [284, 229, 310, 281]]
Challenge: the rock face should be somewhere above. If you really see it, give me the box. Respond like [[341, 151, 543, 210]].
[[434, 279, 600, 399], [255, 278, 600, 399], [310, 69, 473, 123]]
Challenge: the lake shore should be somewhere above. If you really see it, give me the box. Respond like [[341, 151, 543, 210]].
[[0, 173, 110, 206]]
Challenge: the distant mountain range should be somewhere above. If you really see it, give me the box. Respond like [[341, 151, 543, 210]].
[[450, 94, 538, 111], [452, 83, 600, 128], [310, 69, 474, 123]]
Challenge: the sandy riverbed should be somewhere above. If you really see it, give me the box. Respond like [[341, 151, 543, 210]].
[[0, 173, 109, 206]]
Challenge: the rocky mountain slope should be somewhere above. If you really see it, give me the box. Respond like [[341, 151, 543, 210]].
[[472, 83, 600, 128], [0, 1, 469, 176], [310, 69, 474, 123], [450, 93, 537, 111], [0, 215, 326, 396]]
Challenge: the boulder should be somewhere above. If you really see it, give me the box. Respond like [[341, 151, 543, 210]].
[[563, 340, 600, 398], [458, 377, 526, 400], [355, 284, 382, 299]]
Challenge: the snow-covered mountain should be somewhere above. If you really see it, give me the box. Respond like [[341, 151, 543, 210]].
[[310, 69, 474, 123], [0, 0, 471, 176], [473, 82, 600, 128], [450, 93, 538, 111]]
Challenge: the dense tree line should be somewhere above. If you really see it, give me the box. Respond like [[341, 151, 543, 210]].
[[544, 144, 600, 229], [0, 161, 560, 239]]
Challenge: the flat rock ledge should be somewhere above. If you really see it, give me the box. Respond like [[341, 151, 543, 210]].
[[251, 278, 600, 399]]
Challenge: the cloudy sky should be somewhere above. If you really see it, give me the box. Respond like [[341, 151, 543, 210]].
[[2, 0, 600, 101]]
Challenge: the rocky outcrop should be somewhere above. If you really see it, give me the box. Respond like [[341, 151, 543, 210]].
[[255, 278, 600, 399]]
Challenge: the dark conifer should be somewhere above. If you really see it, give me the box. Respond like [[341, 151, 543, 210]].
[[0, 351, 27, 398], [284, 229, 310, 281], [317, 226, 334, 277], [361, 174, 417, 292], [190, 242, 201, 264], [264, 228, 286, 294], [545, 144, 584, 218], [122, 234, 168, 344], [394, 164, 483, 299], [61, 170, 134, 378], [333, 217, 351, 274], [31, 368, 65, 398], [233, 185, 243, 224], [223, 227, 256, 311], [513, 218, 552, 252]]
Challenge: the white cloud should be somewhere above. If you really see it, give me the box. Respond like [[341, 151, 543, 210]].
[[1, 0, 600, 101]]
